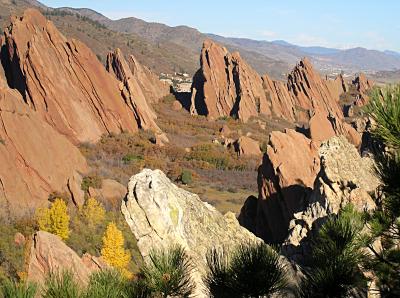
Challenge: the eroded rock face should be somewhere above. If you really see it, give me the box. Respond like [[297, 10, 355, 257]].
[[106, 48, 166, 133], [262, 74, 296, 121], [191, 41, 348, 127], [308, 112, 362, 147], [233, 136, 262, 157], [27, 231, 104, 285], [121, 169, 265, 296], [3, 9, 140, 144], [287, 58, 345, 121], [352, 73, 373, 106], [256, 129, 320, 243], [0, 84, 87, 214], [190, 39, 271, 122], [283, 136, 379, 262]]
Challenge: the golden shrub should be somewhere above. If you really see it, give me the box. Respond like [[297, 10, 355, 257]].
[[101, 222, 132, 278], [36, 198, 70, 240], [80, 197, 106, 226]]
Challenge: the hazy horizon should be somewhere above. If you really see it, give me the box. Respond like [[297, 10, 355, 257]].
[[39, 0, 400, 53]]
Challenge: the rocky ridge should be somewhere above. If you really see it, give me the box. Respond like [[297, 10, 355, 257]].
[[190, 40, 351, 125]]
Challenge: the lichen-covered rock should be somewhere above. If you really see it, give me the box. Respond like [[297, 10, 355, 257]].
[[283, 136, 379, 262], [121, 169, 297, 296]]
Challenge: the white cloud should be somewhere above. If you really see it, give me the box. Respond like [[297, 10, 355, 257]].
[[260, 30, 277, 39]]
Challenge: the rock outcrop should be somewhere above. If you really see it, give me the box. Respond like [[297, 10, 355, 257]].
[[255, 130, 320, 243], [191, 41, 349, 129], [287, 58, 345, 122], [88, 179, 126, 209], [125, 52, 170, 104], [27, 231, 105, 285], [262, 74, 296, 121], [353, 73, 373, 106], [308, 112, 362, 147], [0, 83, 87, 214], [2, 9, 141, 144], [233, 136, 262, 157], [283, 136, 379, 262], [122, 169, 294, 296], [245, 132, 379, 256], [190, 39, 271, 122], [106, 48, 167, 134]]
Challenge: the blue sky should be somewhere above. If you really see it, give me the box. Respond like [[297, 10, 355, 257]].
[[40, 1, 400, 52]]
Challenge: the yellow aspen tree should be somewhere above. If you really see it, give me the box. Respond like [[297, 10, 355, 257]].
[[101, 222, 132, 277], [36, 198, 70, 240], [80, 197, 105, 226]]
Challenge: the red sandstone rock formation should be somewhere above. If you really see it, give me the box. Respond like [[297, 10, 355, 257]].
[[353, 73, 373, 106], [256, 129, 320, 243], [3, 9, 140, 144], [191, 39, 271, 122], [106, 48, 162, 132], [0, 83, 87, 214], [287, 58, 345, 122], [191, 41, 348, 127], [262, 74, 296, 121], [125, 52, 170, 104], [233, 136, 262, 157], [308, 112, 361, 147], [27, 231, 105, 285]]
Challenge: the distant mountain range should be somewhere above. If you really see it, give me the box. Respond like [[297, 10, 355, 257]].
[[1, 0, 400, 79], [62, 6, 400, 74]]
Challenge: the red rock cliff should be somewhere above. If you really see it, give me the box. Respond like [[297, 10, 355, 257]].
[[3, 9, 141, 144]]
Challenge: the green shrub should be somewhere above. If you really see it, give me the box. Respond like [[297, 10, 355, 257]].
[[180, 170, 192, 185], [0, 138, 5, 145], [42, 271, 81, 298], [0, 221, 27, 281], [0, 279, 37, 298], [140, 245, 194, 298], [81, 175, 102, 192], [84, 269, 127, 298], [204, 242, 288, 297], [122, 153, 143, 165]]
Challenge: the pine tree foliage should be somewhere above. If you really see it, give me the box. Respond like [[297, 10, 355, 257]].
[[297, 205, 368, 298], [365, 85, 400, 148], [364, 85, 400, 296], [140, 245, 194, 298], [101, 222, 131, 278], [204, 242, 288, 298], [36, 198, 70, 240]]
